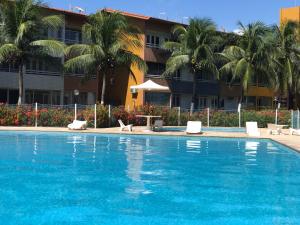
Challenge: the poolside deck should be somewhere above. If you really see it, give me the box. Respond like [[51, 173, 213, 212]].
[[0, 126, 299, 153]]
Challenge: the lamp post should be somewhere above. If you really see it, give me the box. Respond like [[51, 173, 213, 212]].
[[74, 89, 79, 120], [274, 97, 280, 125]]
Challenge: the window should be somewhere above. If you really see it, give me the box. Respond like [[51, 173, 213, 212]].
[[52, 91, 61, 105], [173, 70, 181, 80], [65, 28, 82, 44], [0, 89, 7, 103], [172, 94, 180, 107], [197, 72, 215, 81], [210, 97, 218, 109], [145, 92, 170, 106], [155, 36, 160, 46], [245, 96, 256, 107], [146, 34, 161, 48], [146, 62, 166, 77], [25, 90, 61, 105], [198, 97, 207, 109]]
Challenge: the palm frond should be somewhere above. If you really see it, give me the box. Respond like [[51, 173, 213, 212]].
[[30, 40, 65, 57], [0, 43, 20, 62]]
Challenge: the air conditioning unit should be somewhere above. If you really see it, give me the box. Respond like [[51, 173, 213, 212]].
[[131, 88, 137, 94]]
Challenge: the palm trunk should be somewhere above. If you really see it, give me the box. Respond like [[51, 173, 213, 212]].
[[100, 72, 106, 105], [287, 86, 294, 110], [17, 62, 24, 105], [239, 82, 244, 109], [190, 73, 197, 115], [295, 94, 299, 109]]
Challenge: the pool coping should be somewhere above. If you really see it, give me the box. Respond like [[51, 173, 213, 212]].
[[0, 126, 299, 153]]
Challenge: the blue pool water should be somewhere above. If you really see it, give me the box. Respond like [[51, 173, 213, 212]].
[[0, 132, 300, 225], [163, 127, 246, 133]]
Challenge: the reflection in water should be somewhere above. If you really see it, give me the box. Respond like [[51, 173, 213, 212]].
[[66, 135, 87, 160], [92, 136, 97, 161], [123, 137, 150, 198], [245, 141, 259, 163], [186, 140, 202, 153], [32, 135, 38, 163]]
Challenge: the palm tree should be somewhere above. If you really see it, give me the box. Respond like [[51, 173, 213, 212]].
[[219, 22, 276, 106], [163, 18, 220, 113], [272, 21, 300, 109], [0, 0, 65, 105], [64, 11, 147, 105]]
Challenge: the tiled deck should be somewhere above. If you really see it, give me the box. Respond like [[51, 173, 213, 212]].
[[0, 126, 299, 153]]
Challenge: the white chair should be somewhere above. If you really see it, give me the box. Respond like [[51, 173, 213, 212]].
[[186, 121, 202, 134], [267, 123, 281, 135], [246, 122, 260, 137], [118, 120, 133, 132], [290, 128, 300, 136], [67, 120, 87, 130], [153, 120, 163, 131]]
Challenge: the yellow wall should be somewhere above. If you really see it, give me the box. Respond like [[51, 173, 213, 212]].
[[124, 18, 146, 110], [280, 6, 300, 23]]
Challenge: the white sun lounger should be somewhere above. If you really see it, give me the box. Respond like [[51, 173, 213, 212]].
[[290, 128, 300, 136], [246, 122, 260, 137], [153, 120, 163, 131], [67, 120, 87, 130], [186, 121, 202, 134], [118, 120, 133, 132]]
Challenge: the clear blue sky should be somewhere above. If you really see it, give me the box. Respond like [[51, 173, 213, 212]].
[[46, 0, 299, 31]]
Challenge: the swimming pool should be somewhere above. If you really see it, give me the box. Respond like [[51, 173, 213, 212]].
[[0, 132, 299, 224], [163, 126, 246, 133]]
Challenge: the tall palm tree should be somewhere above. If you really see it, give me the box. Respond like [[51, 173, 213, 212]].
[[64, 11, 147, 105], [163, 18, 220, 113], [0, 0, 65, 105], [219, 22, 276, 105], [272, 21, 300, 109]]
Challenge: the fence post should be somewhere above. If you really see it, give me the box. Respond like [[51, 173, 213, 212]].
[[207, 107, 210, 127], [74, 103, 77, 120], [108, 104, 111, 127], [297, 109, 300, 129], [238, 103, 241, 128], [35, 102, 38, 127], [94, 104, 97, 129], [178, 107, 181, 126], [291, 110, 294, 129], [275, 109, 278, 125]]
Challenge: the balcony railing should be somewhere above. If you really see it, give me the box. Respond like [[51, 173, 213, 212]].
[[0, 65, 18, 73], [26, 69, 61, 76], [65, 73, 96, 79], [145, 73, 163, 79]]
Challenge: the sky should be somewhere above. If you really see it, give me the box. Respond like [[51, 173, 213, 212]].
[[46, 0, 299, 31]]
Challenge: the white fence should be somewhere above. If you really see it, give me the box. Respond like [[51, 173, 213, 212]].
[[291, 110, 300, 129]]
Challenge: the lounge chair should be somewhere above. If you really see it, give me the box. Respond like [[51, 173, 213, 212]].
[[290, 128, 300, 136], [267, 123, 281, 135], [67, 120, 87, 130], [118, 120, 133, 132], [153, 120, 163, 131], [246, 122, 260, 137], [186, 121, 202, 134]]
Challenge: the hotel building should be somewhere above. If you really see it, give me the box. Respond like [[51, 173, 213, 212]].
[[0, 6, 282, 110]]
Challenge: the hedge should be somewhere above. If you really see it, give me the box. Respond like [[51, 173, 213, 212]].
[[0, 103, 291, 128]]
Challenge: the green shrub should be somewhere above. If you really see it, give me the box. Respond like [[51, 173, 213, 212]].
[[0, 104, 291, 128]]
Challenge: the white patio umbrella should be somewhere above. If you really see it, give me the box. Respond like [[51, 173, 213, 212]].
[[130, 80, 170, 91]]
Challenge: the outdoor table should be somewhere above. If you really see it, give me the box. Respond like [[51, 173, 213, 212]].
[[136, 115, 161, 131]]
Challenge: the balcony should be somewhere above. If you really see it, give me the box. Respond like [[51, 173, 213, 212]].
[[26, 69, 61, 76]]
